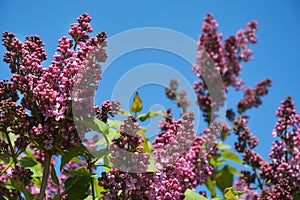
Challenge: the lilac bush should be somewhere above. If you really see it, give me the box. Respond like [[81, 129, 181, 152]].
[[0, 12, 299, 200]]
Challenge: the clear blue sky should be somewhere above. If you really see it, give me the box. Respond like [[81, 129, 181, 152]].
[[1, 0, 300, 161]]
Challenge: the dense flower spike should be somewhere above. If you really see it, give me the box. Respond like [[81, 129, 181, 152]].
[[259, 97, 300, 197], [95, 100, 121, 123], [12, 165, 33, 186], [237, 78, 271, 114], [1, 13, 111, 199], [233, 97, 300, 199], [151, 110, 214, 199], [110, 116, 150, 173], [233, 116, 259, 152], [98, 116, 154, 199], [193, 14, 260, 123], [1, 12, 109, 150]]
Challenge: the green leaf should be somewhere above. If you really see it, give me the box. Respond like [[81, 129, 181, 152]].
[[60, 145, 86, 171], [222, 151, 243, 165], [138, 109, 164, 122], [19, 156, 42, 178], [8, 178, 34, 200], [294, 194, 300, 200], [93, 178, 105, 198], [209, 154, 224, 167], [19, 156, 38, 168], [103, 155, 111, 170], [107, 119, 123, 131], [130, 91, 143, 113], [31, 177, 41, 187], [7, 131, 18, 145], [217, 142, 231, 151], [183, 189, 208, 200], [53, 195, 60, 200], [65, 166, 90, 176], [226, 165, 243, 176], [221, 129, 230, 141], [118, 109, 131, 117], [29, 164, 43, 178], [51, 165, 59, 186], [224, 187, 244, 200], [215, 166, 234, 195], [77, 117, 109, 135], [205, 177, 216, 197], [146, 156, 159, 172], [65, 175, 90, 200], [142, 138, 152, 154], [94, 118, 109, 135]]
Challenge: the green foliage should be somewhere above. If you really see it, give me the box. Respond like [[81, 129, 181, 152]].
[[215, 166, 234, 194], [184, 189, 222, 200], [60, 145, 87, 171], [138, 109, 165, 122], [64, 175, 91, 200], [93, 178, 105, 199], [51, 165, 59, 186], [207, 145, 244, 198], [184, 187, 244, 200], [222, 152, 243, 165], [184, 189, 209, 200], [224, 187, 245, 200]]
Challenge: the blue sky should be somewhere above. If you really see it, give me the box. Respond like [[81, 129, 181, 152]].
[[1, 0, 300, 164]]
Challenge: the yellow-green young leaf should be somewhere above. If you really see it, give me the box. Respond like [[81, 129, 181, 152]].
[[146, 156, 159, 172], [217, 142, 231, 151], [138, 109, 164, 122], [209, 154, 224, 167], [93, 178, 106, 198], [222, 151, 243, 165], [107, 119, 123, 131], [118, 109, 131, 117], [224, 187, 244, 200], [130, 91, 143, 113], [183, 189, 208, 200]]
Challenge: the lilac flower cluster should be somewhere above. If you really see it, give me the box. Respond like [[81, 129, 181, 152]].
[[110, 116, 150, 173], [192, 14, 259, 123], [195, 14, 258, 90], [95, 100, 121, 123], [1, 13, 112, 199], [233, 116, 259, 153], [233, 97, 300, 199], [237, 78, 271, 114], [12, 165, 33, 186], [98, 116, 154, 199], [151, 110, 214, 199], [98, 110, 215, 199], [2, 13, 108, 150], [259, 97, 300, 198]]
